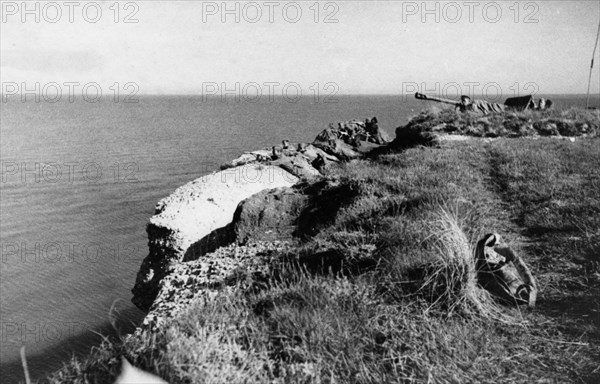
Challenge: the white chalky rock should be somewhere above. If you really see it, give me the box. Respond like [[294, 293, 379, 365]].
[[132, 164, 299, 311]]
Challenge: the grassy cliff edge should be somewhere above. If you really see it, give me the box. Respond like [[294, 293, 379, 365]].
[[47, 108, 600, 384]]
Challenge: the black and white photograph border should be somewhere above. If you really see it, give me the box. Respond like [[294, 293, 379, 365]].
[[1, 1, 599, 383]]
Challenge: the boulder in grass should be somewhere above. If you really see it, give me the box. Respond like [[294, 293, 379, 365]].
[[231, 186, 310, 244]]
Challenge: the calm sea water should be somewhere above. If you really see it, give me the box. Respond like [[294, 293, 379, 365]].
[[0, 94, 597, 382]]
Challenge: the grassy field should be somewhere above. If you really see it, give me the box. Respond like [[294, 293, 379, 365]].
[[46, 110, 600, 384]]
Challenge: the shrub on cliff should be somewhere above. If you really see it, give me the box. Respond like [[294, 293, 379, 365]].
[[394, 107, 599, 141]]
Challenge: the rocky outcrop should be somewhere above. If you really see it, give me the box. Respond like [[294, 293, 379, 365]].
[[138, 179, 367, 329], [229, 178, 360, 244], [231, 186, 310, 244], [221, 117, 391, 175], [132, 164, 299, 311], [142, 240, 293, 330], [132, 117, 391, 312]]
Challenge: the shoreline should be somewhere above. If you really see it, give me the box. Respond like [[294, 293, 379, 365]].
[[38, 105, 600, 382], [0, 97, 414, 382]]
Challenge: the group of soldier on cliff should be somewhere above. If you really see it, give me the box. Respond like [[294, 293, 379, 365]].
[[415, 92, 552, 115]]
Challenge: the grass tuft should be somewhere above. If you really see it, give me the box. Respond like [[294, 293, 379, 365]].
[[420, 206, 520, 324]]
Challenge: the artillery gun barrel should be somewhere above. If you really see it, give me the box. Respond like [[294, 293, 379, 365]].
[[414, 92, 458, 106]]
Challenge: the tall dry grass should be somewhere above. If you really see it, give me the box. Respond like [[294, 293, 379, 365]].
[[420, 205, 524, 324]]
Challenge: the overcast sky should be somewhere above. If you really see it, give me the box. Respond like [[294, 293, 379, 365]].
[[1, 0, 599, 96]]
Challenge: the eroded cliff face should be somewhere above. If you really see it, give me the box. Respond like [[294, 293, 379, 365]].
[[132, 164, 299, 311], [135, 179, 358, 330], [141, 240, 294, 329], [131, 117, 391, 313]]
